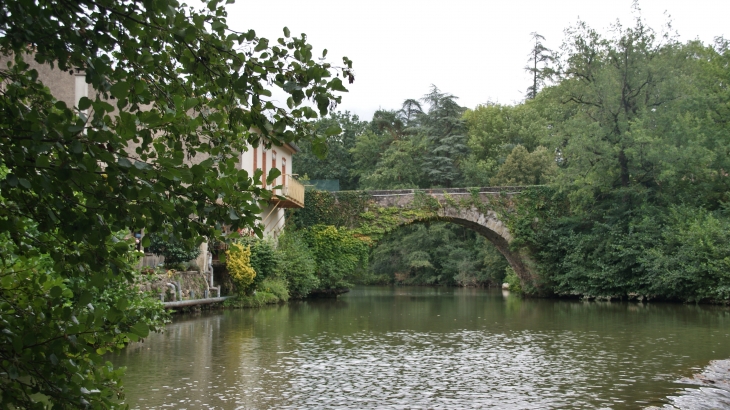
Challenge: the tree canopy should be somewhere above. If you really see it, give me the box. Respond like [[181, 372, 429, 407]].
[[0, 0, 352, 407]]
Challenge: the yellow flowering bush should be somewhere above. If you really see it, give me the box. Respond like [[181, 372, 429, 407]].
[[227, 243, 256, 294]]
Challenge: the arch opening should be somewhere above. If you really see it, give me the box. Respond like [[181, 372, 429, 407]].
[[367, 216, 521, 288]]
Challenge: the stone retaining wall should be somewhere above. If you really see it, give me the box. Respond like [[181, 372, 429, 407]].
[[137, 270, 212, 302]]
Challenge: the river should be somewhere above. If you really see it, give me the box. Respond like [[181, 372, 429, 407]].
[[111, 286, 730, 409]]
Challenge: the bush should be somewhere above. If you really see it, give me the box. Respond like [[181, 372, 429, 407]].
[[504, 266, 522, 293], [277, 231, 319, 298], [303, 225, 369, 290], [226, 243, 256, 295], [237, 236, 279, 289], [260, 277, 290, 302], [147, 232, 201, 268], [223, 291, 281, 308], [643, 207, 730, 302]]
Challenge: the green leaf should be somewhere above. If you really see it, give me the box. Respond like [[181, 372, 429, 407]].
[[110, 81, 129, 99], [36, 155, 50, 168], [70, 140, 83, 153], [50, 286, 63, 298], [118, 157, 132, 168], [130, 321, 149, 338], [283, 27, 291, 38], [325, 125, 342, 137], [328, 78, 348, 92], [184, 97, 198, 111], [266, 167, 281, 185], [5, 174, 18, 187], [78, 97, 92, 111], [68, 125, 85, 133]]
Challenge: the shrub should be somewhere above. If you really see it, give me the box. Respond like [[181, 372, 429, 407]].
[[147, 232, 201, 268], [277, 231, 319, 298], [260, 277, 290, 302], [643, 207, 730, 302], [303, 225, 369, 290], [226, 243, 256, 295], [223, 291, 280, 308], [504, 266, 522, 293], [237, 236, 279, 289]]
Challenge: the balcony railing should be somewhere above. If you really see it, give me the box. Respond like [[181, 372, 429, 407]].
[[271, 175, 305, 208]]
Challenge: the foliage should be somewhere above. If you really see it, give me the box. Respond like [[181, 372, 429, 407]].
[[462, 102, 550, 186], [418, 86, 469, 188], [302, 225, 369, 290], [236, 236, 279, 290], [490, 145, 557, 186], [223, 291, 280, 308], [0, 232, 168, 408], [642, 207, 730, 302], [524, 32, 555, 99], [371, 223, 503, 287], [288, 190, 372, 230], [0, 0, 353, 404], [293, 112, 368, 190], [276, 230, 319, 298], [358, 138, 428, 189], [147, 232, 201, 268], [504, 266, 522, 293], [226, 243, 256, 295], [259, 277, 290, 302]]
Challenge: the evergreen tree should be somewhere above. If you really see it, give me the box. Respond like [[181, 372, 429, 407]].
[[418, 85, 469, 188], [524, 32, 555, 99]]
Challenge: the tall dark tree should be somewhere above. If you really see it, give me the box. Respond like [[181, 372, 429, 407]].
[[419, 85, 469, 188], [525, 32, 555, 99]]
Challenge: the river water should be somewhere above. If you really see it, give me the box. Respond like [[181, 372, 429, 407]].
[[111, 286, 730, 409]]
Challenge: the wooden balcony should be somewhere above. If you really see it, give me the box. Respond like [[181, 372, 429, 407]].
[[271, 175, 305, 208]]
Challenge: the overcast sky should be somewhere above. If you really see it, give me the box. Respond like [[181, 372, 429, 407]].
[[220, 0, 729, 121]]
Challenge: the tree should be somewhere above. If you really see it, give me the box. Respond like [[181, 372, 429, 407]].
[[551, 16, 697, 208], [462, 101, 552, 186], [418, 85, 469, 188], [490, 145, 557, 186], [524, 32, 555, 99], [293, 112, 367, 190], [0, 0, 352, 407], [358, 138, 428, 189]]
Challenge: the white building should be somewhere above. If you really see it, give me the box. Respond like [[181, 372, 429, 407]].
[[240, 142, 305, 238]]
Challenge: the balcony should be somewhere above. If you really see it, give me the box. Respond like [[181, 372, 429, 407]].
[[271, 174, 305, 208]]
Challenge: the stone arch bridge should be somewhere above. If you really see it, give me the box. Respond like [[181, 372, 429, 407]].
[[292, 187, 536, 283]]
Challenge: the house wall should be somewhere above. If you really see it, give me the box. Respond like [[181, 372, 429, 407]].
[[240, 143, 296, 239], [0, 54, 92, 110]]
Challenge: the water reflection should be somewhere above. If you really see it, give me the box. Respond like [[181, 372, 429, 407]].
[[111, 287, 730, 409]]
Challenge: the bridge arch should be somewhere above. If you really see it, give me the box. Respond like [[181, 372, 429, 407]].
[[291, 187, 536, 284]]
